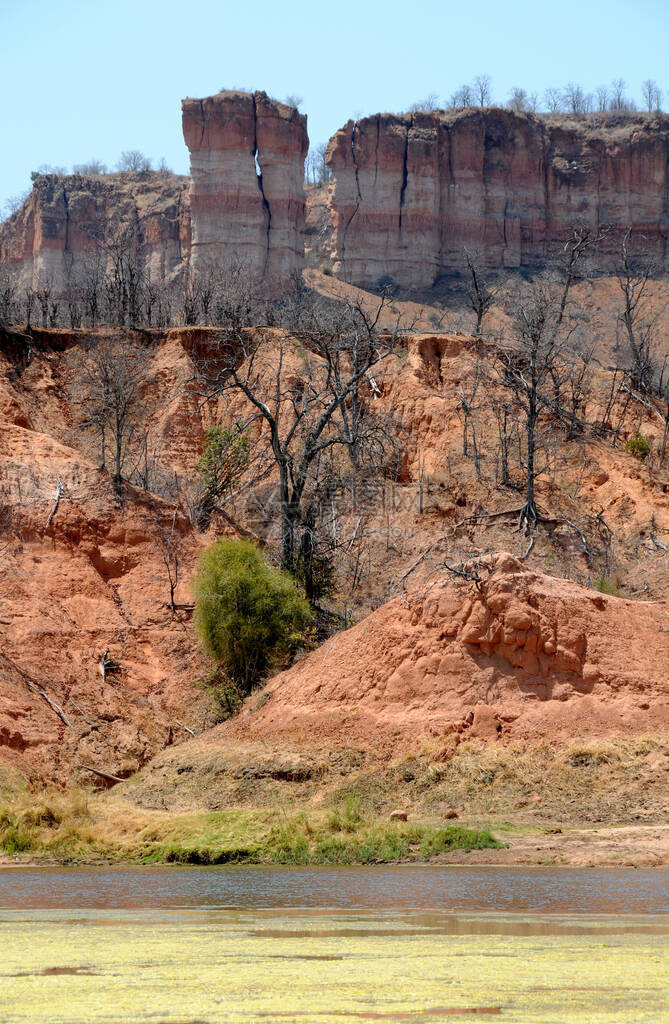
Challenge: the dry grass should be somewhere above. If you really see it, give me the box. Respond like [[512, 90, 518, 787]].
[[0, 785, 499, 865], [2, 735, 666, 864]]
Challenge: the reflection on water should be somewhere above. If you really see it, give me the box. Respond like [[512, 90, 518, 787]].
[[0, 864, 667, 912], [0, 867, 667, 1023]]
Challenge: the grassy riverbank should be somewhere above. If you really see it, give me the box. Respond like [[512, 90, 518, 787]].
[[0, 789, 501, 865], [3, 735, 668, 867]]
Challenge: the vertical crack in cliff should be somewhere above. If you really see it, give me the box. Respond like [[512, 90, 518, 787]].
[[437, 121, 456, 279], [62, 185, 70, 255], [198, 99, 206, 148], [341, 120, 363, 267], [351, 120, 363, 203], [374, 116, 381, 186], [541, 124, 551, 261], [252, 94, 272, 270], [398, 117, 411, 232], [595, 138, 603, 237]]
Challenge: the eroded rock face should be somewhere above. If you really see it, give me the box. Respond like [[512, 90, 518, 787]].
[[182, 90, 308, 282], [326, 109, 669, 289], [0, 172, 191, 294]]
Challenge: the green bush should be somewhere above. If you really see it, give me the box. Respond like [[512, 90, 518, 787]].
[[194, 539, 313, 691], [624, 431, 651, 460], [595, 574, 620, 597], [197, 424, 249, 502]]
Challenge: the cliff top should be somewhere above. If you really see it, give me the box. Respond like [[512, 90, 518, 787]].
[[331, 105, 669, 142]]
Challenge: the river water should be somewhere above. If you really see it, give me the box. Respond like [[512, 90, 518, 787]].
[[0, 866, 667, 1022]]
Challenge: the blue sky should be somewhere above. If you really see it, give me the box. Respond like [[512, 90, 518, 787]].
[[1, 0, 668, 209]]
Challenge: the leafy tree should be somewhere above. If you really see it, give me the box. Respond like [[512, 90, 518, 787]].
[[194, 539, 312, 690], [624, 431, 650, 460], [197, 425, 249, 499], [196, 424, 249, 524]]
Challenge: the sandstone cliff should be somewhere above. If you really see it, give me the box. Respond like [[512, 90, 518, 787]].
[[326, 109, 669, 290], [0, 172, 191, 294], [182, 90, 308, 281]]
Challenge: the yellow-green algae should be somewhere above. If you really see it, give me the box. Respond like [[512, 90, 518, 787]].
[[0, 908, 666, 1023]]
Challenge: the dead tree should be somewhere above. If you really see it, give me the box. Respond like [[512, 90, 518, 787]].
[[193, 295, 402, 596], [496, 283, 579, 530], [155, 509, 193, 612], [98, 223, 147, 327], [616, 230, 656, 392], [492, 400, 518, 487], [464, 250, 496, 335], [76, 335, 149, 492], [456, 351, 483, 459], [494, 230, 598, 529]]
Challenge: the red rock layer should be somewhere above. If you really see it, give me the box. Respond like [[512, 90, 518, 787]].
[[182, 90, 308, 283], [0, 172, 191, 294], [326, 109, 669, 290]]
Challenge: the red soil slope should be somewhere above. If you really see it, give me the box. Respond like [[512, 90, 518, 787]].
[[222, 553, 669, 755]]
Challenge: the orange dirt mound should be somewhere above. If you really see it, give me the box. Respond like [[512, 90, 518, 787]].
[[221, 553, 669, 755]]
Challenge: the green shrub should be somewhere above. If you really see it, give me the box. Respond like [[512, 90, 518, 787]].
[[595, 574, 620, 597], [197, 424, 249, 502], [201, 670, 244, 722], [624, 431, 651, 460], [194, 539, 313, 691], [0, 822, 34, 855]]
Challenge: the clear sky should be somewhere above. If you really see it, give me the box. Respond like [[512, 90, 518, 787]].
[[1, 0, 668, 210]]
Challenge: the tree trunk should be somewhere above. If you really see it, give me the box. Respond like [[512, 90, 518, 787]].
[[114, 408, 122, 491], [523, 407, 538, 524], [279, 463, 294, 569]]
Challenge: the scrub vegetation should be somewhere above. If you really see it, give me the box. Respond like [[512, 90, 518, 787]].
[[0, 787, 500, 865]]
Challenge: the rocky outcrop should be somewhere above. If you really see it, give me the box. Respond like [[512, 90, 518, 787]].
[[326, 109, 669, 290], [0, 172, 191, 293], [182, 90, 308, 282]]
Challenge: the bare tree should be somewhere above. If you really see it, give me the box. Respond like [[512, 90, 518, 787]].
[[495, 232, 592, 529], [455, 352, 483, 469], [155, 509, 193, 612], [473, 74, 492, 106], [449, 83, 473, 108], [409, 94, 440, 112], [116, 150, 152, 173], [0, 266, 17, 322], [76, 335, 150, 492], [641, 79, 663, 113], [305, 142, 332, 185], [507, 87, 531, 113], [543, 87, 563, 113], [98, 223, 147, 326], [72, 159, 108, 174], [493, 401, 517, 487], [464, 249, 496, 334], [563, 83, 592, 115], [78, 250, 105, 327], [610, 78, 628, 112], [193, 296, 402, 590], [1, 190, 31, 220], [616, 230, 656, 392], [595, 85, 610, 112]]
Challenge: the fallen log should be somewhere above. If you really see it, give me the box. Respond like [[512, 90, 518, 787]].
[[79, 764, 125, 785]]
